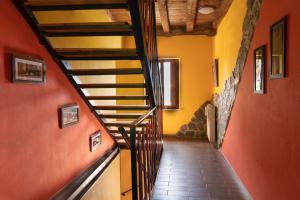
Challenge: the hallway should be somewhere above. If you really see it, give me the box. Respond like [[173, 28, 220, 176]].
[[152, 139, 251, 200]]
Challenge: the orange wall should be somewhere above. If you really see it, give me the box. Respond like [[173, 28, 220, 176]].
[[158, 36, 213, 134], [0, 1, 114, 199], [222, 0, 300, 199]]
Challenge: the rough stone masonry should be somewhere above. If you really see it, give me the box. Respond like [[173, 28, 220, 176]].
[[213, 0, 263, 148], [177, 101, 210, 139]]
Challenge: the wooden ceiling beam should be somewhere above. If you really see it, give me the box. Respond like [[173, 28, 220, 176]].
[[186, 0, 199, 32], [157, 0, 170, 33]]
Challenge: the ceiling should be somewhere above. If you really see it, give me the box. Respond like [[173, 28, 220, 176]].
[[108, 0, 233, 36]]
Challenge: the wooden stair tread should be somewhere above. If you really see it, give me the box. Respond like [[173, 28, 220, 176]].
[[78, 83, 146, 88], [105, 121, 147, 127], [55, 48, 138, 60], [111, 132, 141, 137], [109, 127, 143, 133], [67, 68, 143, 76], [99, 113, 150, 119], [87, 95, 148, 100], [117, 141, 129, 149], [94, 105, 151, 110], [114, 135, 125, 140], [39, 22, 133, 37], [25, 0, 128, 11]]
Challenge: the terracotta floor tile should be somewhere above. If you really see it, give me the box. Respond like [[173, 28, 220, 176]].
[[151, 138, 252, 200]]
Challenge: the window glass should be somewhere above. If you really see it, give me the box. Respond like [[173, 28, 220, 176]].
[[163, 61, 171, 106], [159, 59, 179, 109]]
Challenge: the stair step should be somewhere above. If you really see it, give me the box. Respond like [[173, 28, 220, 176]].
[[114, 135, 126, 140], [111, 135, 140, 142], [78, 83, 146, 88], [94, 105, 151, 110], [118, 141, 130, 149], [105, 122, 147, 127], [25, 0, 128, 11], [68, 68, 143, 76], [109, 127, 143, 133], [87, 95, 148, 100], [39, 22, 133, 37], [100, 113, 150, 119], [110, 130, 142, 134], [111, 132, 141, 137], [55, 48, 139, 60]]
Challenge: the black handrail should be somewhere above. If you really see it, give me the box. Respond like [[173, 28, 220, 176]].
[[118, 127, 131, 148], [132, 107, 157, 126]]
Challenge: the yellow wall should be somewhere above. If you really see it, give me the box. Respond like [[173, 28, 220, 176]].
[[213, 0, 247, 93], [116, 37, 145, 111], [158, 36, 213, 135], [120, 150, 132, 200], [82, 154, 121, 200]]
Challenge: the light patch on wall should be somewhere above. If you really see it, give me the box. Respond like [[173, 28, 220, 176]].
[[162, 61, 172, 106]]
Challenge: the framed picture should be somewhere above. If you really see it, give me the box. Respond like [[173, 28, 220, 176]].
[[12, 54, 46, 83], [212, 59, 219, 87], [90, 131, 102, 152], [254, 45, 266, 94], [270, 16, 287, 79], [59, 104, 80, 128]]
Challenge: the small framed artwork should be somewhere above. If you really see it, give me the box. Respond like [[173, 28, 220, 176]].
[[90, 131, 102, 152], [212, 59, 219, 87], [59, 104, 80, 128], [12, 54, 46, 83], [270, 16, 287, 79], [254, 45, 266, 94]]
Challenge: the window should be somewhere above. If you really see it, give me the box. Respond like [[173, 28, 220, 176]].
[[159, 58, 180, 109]]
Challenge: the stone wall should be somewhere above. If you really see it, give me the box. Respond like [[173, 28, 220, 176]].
[[176, 101, 210, 139], [213, 0, 263, 148]]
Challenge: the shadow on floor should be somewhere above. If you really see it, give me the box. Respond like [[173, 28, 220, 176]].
[[152, 138, 252, 200]]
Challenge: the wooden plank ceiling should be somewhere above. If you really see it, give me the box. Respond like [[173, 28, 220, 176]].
[[109, 0, 233, 36]]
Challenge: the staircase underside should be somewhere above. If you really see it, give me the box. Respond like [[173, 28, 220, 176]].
[[14, 0, 154, 149]]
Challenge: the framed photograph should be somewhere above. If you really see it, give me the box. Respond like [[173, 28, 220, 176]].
[[254, 45, 266, 94], [270, 16, 287, 79], [12, 54, 46, 83], [59, 104, 80, 128], [212, 59, 219, 87], [90, 131, 102, 152]]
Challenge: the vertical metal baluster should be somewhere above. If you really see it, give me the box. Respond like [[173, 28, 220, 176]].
[[138, 129, 143, 200], [146, 124, 151, 197], [142, 127, 148, 200], [130, 127, 138, 200]]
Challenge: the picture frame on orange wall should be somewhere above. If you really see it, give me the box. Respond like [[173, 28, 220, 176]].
[[59, 104, 80, 128], [12, 54, 46, 84], [270, 16, 287, 79], [212, 59, 219, 87], [254, 45, 266, 94], [90, 131, 102, 152]]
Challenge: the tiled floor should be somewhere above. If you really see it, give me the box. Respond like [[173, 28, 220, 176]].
[[152, 138, 252, 200]]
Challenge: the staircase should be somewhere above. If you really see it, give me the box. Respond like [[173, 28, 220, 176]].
[[14, 0, 163, 199], [13, 0, 160, 147]]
